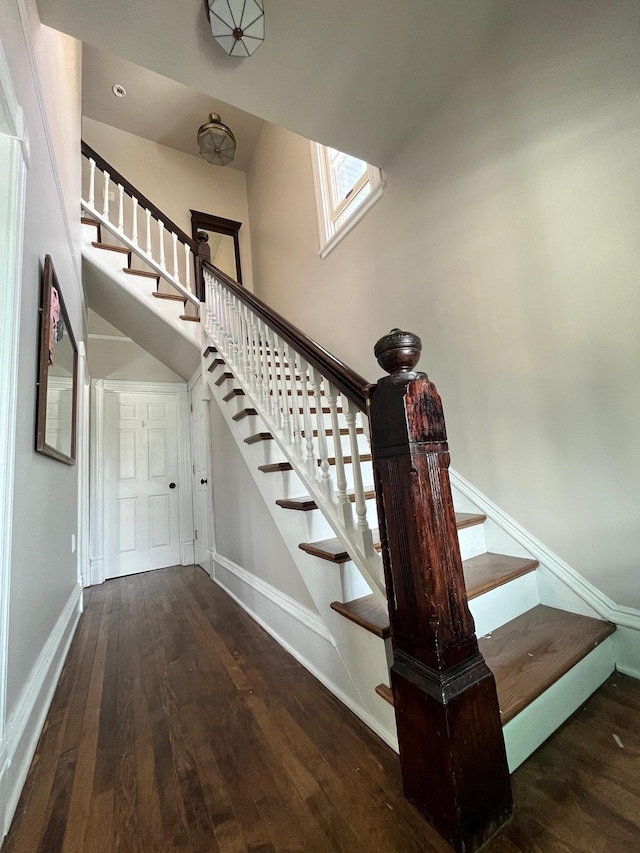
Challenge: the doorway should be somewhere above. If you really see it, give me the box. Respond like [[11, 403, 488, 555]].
[[190, 209, 243, 284]]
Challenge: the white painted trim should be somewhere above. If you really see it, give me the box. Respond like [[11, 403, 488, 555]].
[[0, 582, 82, 838], [88, 333, 133, 343], [15, 0, 83, 299], [211, 552, 398, 751], [76, 342, 90, 587], [177, 389, 194, 566], [0, 32, 30, 753], [214, 551, 333, 644], [102, 379, 187, 394], [309, 140, 385, 260], [89, 380, 106, 585], [450, 467, 640, 675]]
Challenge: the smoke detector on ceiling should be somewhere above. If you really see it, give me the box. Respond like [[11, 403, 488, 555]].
[[111, 84, 127, 98]]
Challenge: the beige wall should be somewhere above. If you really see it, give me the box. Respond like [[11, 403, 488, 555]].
[[1, 0, 84, 716], [82, 118, 254, 290], [87, 309, 182, 382], [208, 400, 316, 611], [247, 0, 640, 607]]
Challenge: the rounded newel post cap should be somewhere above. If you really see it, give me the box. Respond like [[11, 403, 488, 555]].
[[196, 231, 210, 243], [375, 328, 422, 375]]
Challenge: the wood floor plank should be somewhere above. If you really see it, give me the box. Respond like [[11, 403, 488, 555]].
[[5, 566, 640, 853]]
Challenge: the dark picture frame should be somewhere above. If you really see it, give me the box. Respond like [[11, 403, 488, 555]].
[[190, 209, 243, 285], [36, 255, 78, 465]]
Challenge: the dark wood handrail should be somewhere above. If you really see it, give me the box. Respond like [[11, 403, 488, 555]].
[[81, 140, 197, 252], [203, 260, 370, 411]]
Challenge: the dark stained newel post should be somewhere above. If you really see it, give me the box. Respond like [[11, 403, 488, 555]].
[[367, 329, 512, 853], [195, 231, 211, 302]]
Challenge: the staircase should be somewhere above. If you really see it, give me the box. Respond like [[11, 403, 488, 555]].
[[79, 141, 617, 853]]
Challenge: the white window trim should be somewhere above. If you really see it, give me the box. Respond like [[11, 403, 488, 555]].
[[310, 141, 385, 259]]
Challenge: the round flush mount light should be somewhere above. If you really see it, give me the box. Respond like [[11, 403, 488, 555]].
[[111, 84, 127, 98], [205, 0, 265, 57], [197, 113, 237, 166]]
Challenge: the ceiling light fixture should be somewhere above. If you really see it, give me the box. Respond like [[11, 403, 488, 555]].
[[197, 112, 237, 166], [204, 0, 265, 57], [111, 83, 126, 98]]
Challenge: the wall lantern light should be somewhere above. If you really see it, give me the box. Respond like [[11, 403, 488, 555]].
[[204, 0, 265, 57], [197, 113, 237, 166]]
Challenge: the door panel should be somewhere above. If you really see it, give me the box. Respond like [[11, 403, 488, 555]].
[[105, 390, 181, 578]]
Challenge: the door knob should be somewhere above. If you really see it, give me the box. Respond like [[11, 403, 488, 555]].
[[169, 482, 176, 489], [200, 478, 208, 485]]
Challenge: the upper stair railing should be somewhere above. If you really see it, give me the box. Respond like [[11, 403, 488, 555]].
[[81, 141, 204, 308], [202, 265, 513, 852], [202, 262, 384, 599]]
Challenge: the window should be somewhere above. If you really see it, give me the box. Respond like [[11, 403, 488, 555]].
[[310, 142, 384, 258]]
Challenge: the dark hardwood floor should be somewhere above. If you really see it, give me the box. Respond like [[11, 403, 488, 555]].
[[3, 566, 639, 852]]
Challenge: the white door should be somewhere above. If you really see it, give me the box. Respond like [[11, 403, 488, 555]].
[[104, 390, 182, 577], [190, 377, 211, 572]]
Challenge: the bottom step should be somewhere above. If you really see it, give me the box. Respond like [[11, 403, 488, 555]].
[[376, 605, 615, 768]]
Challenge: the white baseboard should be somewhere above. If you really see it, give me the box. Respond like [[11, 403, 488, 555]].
[[212, 552, 399, 751], [450, 468, 640, 679], [0, 582, 82, 838]]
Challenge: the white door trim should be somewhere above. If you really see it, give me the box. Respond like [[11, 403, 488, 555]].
[[0, 33, 30, 757], [89, 380, 193, 584]]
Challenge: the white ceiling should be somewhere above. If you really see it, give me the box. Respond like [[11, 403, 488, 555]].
[[39, 0, 514, 167], [82, 44, 265, 172]]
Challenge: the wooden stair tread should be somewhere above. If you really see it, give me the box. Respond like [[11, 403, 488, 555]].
[[258, 462, 293, 473], [81, 216, 99, 226], [319, 454, 372, 466], [330, 595, 390, 639], [152, 291, 182, 301], [203, 347, 218, 357], [376, 684, 393, 705], [91, 241, 129, 254], [377, 606, 615, 721], [300, 427, 363, 438], [126, 268, 161, 280], [465, 553, 538, 600], [232, 408, 257, 421], [223, 388, 245, 402], [479, 604, 615, 725], [180, 314, 200, 322], [215, 372, 234, 386], [208, 358, 225, 371], [290, 407, 341, 415], [297, 513, 486, 561], [298, 538, 352, 563], [245, 432, 273, 445]]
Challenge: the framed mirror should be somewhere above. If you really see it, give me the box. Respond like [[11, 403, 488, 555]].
[[190, 209, 243, 284], [36, 255, 78, 464]]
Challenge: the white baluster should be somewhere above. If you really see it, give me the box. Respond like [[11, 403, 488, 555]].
[[255, 317, 268, 408], [102, 170, 110, 219], [172, 233, 179, 281], [158, 220, 165, 268], [328, 382, 353, 526], [344, 397, 375, 555], [145, 209, 152, 256], [267, 329, 282, 430], [244, 306, 257, 394], [260, 322, 274, 418], [286, 346, 304, 462], [131, 197, 139, 246], [309, 367, 333, 499], [277, 337, 292, 446], [88, 158, 96, 207], [184, 243, 191, 290], [117, 184, 124, 232], [234, 295, 245, 379], [299, 359, 317, 478]]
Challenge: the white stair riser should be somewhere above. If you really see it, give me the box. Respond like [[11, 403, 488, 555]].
[[152, 297, 184, 322], [87, 243, 130, 275], [340, 561, 372, 602], [503, 639, 614, 771], [470, 572, 539, 637], [457, 523, 487, 561]]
